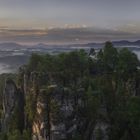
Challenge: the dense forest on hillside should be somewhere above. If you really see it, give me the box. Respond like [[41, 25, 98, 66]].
[[0, 42, 140, 140]]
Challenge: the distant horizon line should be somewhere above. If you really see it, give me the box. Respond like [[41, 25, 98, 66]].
[[0, 39, 140, 46]]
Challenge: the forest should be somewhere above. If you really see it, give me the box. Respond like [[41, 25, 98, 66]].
[[0, 42, 140, 140]]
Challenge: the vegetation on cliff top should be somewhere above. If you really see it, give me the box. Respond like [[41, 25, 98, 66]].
[[0, 42, 140, 140]]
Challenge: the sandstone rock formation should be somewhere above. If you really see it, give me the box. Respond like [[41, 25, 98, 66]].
[[2, 79, 24, 132], [1, 73, 108, 140], [32, 89, 48, 140]]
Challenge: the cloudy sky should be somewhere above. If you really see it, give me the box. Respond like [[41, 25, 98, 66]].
[[0, 0, 140, 44]]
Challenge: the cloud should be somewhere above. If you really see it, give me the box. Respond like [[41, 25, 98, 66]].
[[116, 23, 140, 34], [0, 27, 139, 44]]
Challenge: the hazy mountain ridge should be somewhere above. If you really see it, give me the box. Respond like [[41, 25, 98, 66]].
[[0, 40, 140, 50]]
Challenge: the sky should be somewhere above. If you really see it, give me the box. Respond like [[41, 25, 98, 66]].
[[0, 0, 140, 44]]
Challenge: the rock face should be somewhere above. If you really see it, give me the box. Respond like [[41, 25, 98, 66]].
[[32, 86, 79, 140], [1, 73, 108, 140], [32, 90, 48, 140], [2, 79, 18, 131], [50, 89, 76, 140], [2, 79, 24, 132]]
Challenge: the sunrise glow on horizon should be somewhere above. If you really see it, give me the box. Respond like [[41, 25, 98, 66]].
[[0, 0, 140, 43]]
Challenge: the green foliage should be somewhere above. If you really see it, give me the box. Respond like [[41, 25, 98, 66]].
[[95, 128, 104, 140], [117, 48, 139, 80], [97, 42, 118, 73], [127, 97, 140, 140], [22, 130, 31, 140], [72, 134, 84, 140], [0, 133, 8, 140], [1, 42, 140, 140], [25, 91, 37, 123], [103, 42, 118, 72], [8, 130, 22, 140], [0, 130, 31, 140]]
